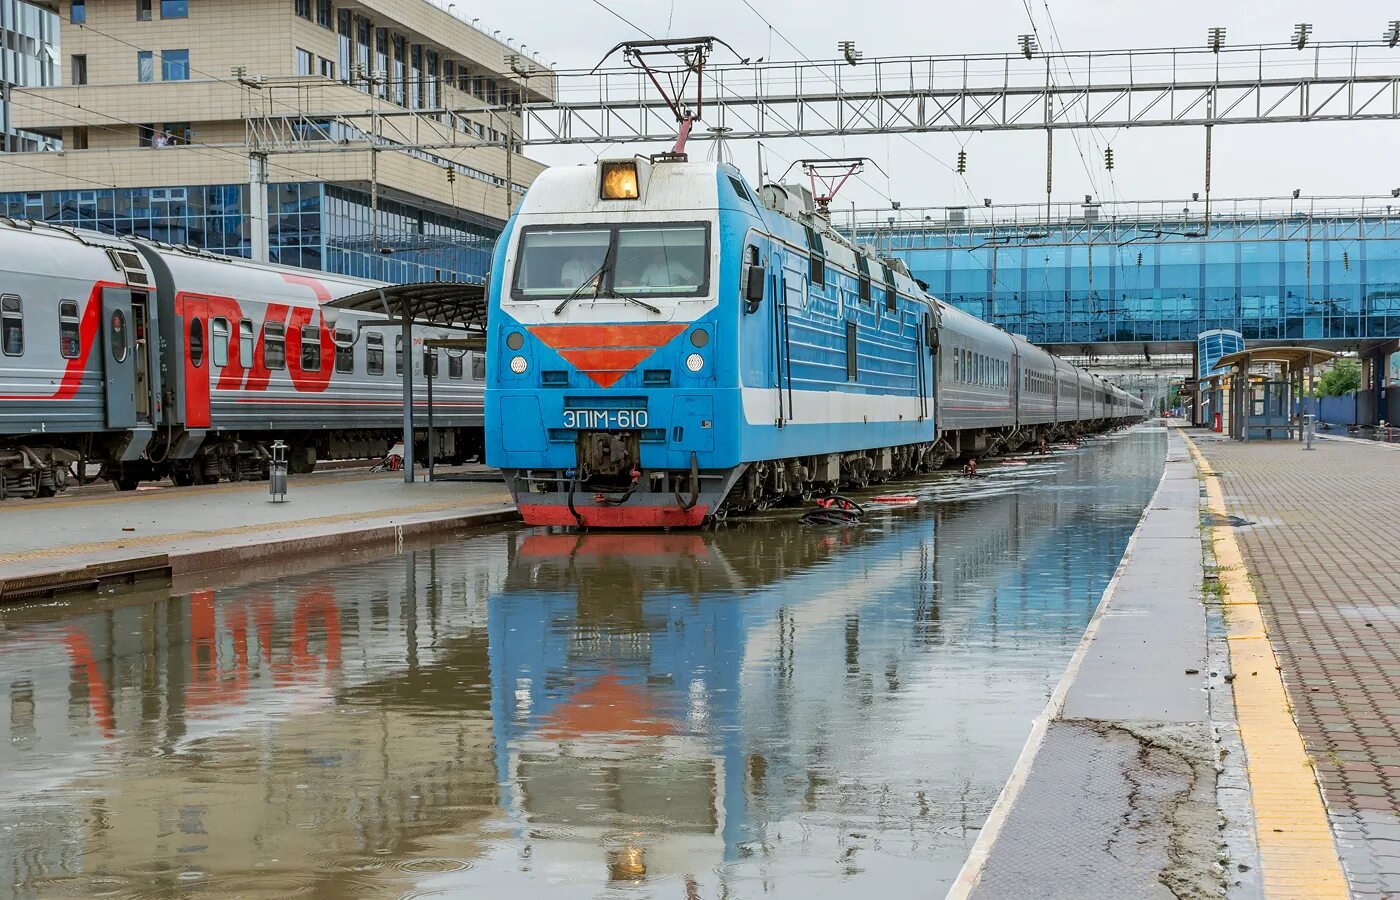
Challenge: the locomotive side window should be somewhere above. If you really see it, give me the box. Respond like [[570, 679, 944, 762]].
[[238, 319, 254, 368], [881, 263, 897, 311], [300, 325, 321, 372], [855, 254, 872, 304], [211, 317, 230, 367], [188, 316, 204, 368], [1, 295, 22, 356], [334, 328, 355, 373], [804, 225, 826, 287], [366, 333, 385, 375], [264, 322, 286, 369], [59, 300, 80, 359]]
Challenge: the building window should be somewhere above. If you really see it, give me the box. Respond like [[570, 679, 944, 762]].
[[319, 57, 335, 79], [300, 326, 321, 372], [71, 0, 85, 23], [336, 8, 351, 81], [334, 328, 354, 372], [71, 127, 89, 149], [138, 51, 155, 83], [264, 322, 285, 369], [391, 33, 405, 105], [211, 317, 229, 367], [426, 49, 438, 109], [71, 54, 88, 85], [374, 28, 388, 98], [366, 333, 384, 375], [315, 0, 332, 28], [162, 50, 190, 81], [239, 319, 254, 367], [295, 48, 314, 76], [294, 0, 311, 19], [160, 0, 187, 17], [138, 0, 151, 20], [59, 300, 80, 359], [160, 123, 191, 145], [354, 15, 370, 87], [138, 124, 155, 147]]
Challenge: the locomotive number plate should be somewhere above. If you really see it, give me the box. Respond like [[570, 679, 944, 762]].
[[562, 408, 649, 430]]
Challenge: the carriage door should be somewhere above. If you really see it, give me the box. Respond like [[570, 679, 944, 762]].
[[101, 287, 138, 429], [131, 293, 153, 424], [181, 296, 211, 428]]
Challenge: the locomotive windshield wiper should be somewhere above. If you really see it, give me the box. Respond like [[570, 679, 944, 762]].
[[553, 259, 610, 316], [607, 290, 661, 315]]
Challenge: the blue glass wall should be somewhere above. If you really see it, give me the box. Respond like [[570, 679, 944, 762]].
[[862, 217, 1400, 346], [0, 181, 500, 284]]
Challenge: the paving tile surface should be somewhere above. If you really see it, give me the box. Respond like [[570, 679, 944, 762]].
[[1199, 433, 1400, 897]]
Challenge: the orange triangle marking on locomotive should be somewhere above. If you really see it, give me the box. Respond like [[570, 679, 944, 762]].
[[556, 347, 658, 387], [527, 323, 686, 350]]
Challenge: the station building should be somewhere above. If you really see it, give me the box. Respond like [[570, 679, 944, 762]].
[[0, 0, 60, 152], [0, 0, 549, 282]]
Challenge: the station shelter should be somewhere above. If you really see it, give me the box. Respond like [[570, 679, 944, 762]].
[[1204, 347, 1336, 441]]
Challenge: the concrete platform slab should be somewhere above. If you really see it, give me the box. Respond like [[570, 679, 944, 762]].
[[0, 470, 516, 602]]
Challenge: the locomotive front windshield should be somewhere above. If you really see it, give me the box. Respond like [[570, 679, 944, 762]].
[[513, 223, 709, 300]]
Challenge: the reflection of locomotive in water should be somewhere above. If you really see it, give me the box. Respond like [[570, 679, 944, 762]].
[[486, 437, 1157, 886]]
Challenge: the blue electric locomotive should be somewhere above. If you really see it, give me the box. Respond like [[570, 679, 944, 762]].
[[485, 157, 1142, 527]]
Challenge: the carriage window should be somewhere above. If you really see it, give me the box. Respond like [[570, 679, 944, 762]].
[[300, 325, 321, 372], [394, 335, 404, 376], [423, 347, 439, 378], [334, 328, 355, 373], [448, 350, 463, 379], [2, 295, 23, 356], [471, 352, 485, 381], [188, 317, 205, 368], [238, 319, 254, 368], [804, 225, 826, 287], [211, 316, 229, 367], [264, 322, 286, 369], [59, 300, 80, 359], [366, 333, 385, 375], [963, 349, 971, 383]]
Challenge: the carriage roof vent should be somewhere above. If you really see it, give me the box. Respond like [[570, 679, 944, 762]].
[[759, 183, 806, 218], [106, 248, 152, 289], [783, 182, 816, 214]]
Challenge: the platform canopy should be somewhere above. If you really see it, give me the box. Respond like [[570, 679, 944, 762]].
[[322, 281, 488, 483], [1214, 346, 1338, 372], [325, 281, 487, 331]]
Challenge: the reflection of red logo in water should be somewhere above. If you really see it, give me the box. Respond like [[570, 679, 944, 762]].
[[536, 674, 675, 739], [526, 323, 687, 387]]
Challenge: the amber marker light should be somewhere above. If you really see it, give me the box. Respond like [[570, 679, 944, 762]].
[[600, 160, 640, 200]]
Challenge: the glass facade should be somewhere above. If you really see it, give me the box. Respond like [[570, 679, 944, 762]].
[[1, 0, 60, 152], [865, 217, 1400, 346], [0, 182, 500, 284]]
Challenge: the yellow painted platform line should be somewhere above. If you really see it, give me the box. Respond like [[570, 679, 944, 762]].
[[1182, 434, 1349, 898]]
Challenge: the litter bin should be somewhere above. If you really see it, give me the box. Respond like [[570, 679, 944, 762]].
[[269, 440, 288, 502]]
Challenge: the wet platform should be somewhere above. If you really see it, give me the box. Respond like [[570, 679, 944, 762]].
[[0, 469, 515, 602], [1196, 431, 1400, 897]]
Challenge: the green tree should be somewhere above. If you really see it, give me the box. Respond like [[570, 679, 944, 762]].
[[1317, 358, 1360, 397]]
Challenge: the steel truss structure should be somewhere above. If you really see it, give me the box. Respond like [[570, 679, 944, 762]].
[[519, 40, 1400, 144]]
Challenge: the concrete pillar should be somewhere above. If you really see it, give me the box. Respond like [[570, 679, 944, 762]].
[[248, 153, 270, 263], [401, 307, 414, 483]]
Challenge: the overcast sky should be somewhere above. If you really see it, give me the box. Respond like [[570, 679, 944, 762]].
[[437, 0, 1400, 214]]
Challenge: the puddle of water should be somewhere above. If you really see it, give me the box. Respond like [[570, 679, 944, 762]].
[[0, 429, 1166, 899]]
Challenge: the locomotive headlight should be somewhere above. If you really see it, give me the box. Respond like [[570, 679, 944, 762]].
[[506, 331, 524, 350], [599, 160, 640, 200], [510, 355, 529, 374], [685, 353, 705, 373], [690, 328, 709, 348]]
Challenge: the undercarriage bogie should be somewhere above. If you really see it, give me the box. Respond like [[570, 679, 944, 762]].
[[0, 446, 79, 500]]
